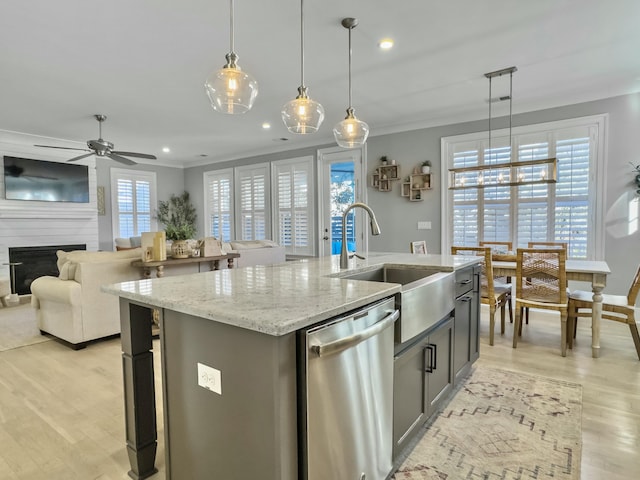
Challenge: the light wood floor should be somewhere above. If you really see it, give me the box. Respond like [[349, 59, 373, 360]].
[[0, 307, 638, 479]]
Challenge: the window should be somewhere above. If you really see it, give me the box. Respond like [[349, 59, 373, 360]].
[[442, 115, 606, 260], [235, 163, 270, 241], [110, 168, 157, 239], [204, 169, 234, 242], [272, 156, 314, 256]]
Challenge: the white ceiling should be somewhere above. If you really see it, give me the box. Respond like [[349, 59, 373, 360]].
[[1, 0, 639, 168]]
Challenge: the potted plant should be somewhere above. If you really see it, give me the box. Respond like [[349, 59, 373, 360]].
[[422, 160, 431, 174], [380, 155, 388, 166], [156, 191, 197, 258]]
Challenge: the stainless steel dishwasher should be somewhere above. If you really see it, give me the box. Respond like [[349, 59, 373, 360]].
[[298, 297, 399, 480]]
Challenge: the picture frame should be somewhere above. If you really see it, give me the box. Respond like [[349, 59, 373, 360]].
[[410, 240, 427, 254]]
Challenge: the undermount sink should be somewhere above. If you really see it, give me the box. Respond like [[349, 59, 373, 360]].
[[338, 266, 456, 344], [340, 266, 437, 285]]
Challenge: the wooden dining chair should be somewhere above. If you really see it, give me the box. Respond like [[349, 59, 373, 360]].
[[513, 247, 569, 356], [480, 241, 513, 254], [527, 241, 568, 251], [567, 263, 640, 360], [524, 242, 568, 324], [480, 241, 513, 285], [451, 246, 512, 346]]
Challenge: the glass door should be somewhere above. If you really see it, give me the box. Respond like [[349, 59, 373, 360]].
[[317, 147, 365, 257]]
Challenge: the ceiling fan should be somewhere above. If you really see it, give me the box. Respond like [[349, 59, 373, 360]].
[[34, 114, 157, 165]]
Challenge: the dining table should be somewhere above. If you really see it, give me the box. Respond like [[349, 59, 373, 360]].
[[492, 255, 611, 358]]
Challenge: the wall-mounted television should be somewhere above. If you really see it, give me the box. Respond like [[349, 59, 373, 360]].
[[3, 156, 90, 203]]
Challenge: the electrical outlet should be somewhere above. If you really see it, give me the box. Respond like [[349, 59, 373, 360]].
[[197, 362, 222, 395], [417, 221, 432, 230]]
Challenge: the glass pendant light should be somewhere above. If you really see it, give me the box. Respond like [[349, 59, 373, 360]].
[[281, 0, 324, 134], [333, 17, 369, 148], [204, 0, 258, 114]]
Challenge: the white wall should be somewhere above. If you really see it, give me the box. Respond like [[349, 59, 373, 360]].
[[0, 139, 99, 279]]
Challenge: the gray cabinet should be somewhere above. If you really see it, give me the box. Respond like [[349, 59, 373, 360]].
[[453, 264, 480, 384], [426, 317, 454, 414], [392, 316, 454, 460]]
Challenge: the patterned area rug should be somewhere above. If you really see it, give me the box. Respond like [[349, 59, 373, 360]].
[[393, 367, 582, 479]]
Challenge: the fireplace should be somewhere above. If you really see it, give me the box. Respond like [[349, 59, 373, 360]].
[[8, 244, 86, 295]]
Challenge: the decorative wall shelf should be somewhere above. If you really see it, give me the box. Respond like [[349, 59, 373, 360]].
[[448, 157, 557, 190], [371, 164, 400, 192], [401, 173, 431, 202]]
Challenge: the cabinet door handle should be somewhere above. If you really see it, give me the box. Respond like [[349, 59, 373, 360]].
[[430, 343, 437, 371], [459, 295, 472, 302], [424, 343, 437, 373], [458, 279, 472, 286]]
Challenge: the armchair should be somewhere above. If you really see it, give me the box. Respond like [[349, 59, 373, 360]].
[[30, 249, 143, 349]]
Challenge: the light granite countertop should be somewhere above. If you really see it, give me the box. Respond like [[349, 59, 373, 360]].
[[102, 253, 479, 336]]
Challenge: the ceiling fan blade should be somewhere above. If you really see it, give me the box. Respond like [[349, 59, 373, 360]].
[[112, 151, 157, 160], [34, 144, 90, 152], [67, 153, 95, 162], [108, 153, 137, 165]]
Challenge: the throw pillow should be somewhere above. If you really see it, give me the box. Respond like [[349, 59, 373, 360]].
[[58, 261, 78, 280], [56, 250, 70, 273]]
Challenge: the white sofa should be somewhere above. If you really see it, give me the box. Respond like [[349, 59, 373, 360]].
[[116, 237, 286, 268], [223, 240, 286, 268], [30, 249, 143, 349]]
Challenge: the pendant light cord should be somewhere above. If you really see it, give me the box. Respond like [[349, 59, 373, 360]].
[[348, 24, 353, 109], [488, 75, 492, 161], [509, 70, 513, 160], [229, 0, 235, 53], [300, 0, 305, 88]]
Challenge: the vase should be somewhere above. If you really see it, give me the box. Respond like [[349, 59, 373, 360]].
[[422, 166, 431, 174], [171, 239, 190, 258]]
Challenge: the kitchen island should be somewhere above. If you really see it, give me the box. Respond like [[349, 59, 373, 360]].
[[103, 253, 480, 480]]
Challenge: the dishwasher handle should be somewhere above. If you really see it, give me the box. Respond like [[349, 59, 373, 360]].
[[310, 309, 399, 358]]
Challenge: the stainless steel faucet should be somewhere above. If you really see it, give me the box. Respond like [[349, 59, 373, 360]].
[[340, 202, 381, 269]]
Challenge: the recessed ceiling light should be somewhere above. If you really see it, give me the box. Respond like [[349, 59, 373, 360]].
[[378, 38, 394, 50], [262, 122, 271, 130], [162, 147, 171, 153]]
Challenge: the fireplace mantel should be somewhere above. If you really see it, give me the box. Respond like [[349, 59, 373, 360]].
[[0, 135, 100, 281], [0, 203, 96, 219]]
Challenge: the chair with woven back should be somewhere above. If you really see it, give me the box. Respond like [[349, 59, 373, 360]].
[[451, 246, 512, 346], [480, 240, 514, 285], [513, 247, 569, 356], [527, 241, 568, 250], [523, 241, 568, 325], [480, 241, 513, 254], [567, 263, 640, 360]]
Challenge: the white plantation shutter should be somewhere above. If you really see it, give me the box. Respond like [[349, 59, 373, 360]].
[[445, 117, 604, 260], [554, 137, 590, 258], [272, 156, 314, 256], [110, 168, 156, 239], [204, 169, 234, 242], [235, 164, 269, 241], [452, 148, 480, 245], [516, 140, 553, 247]]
